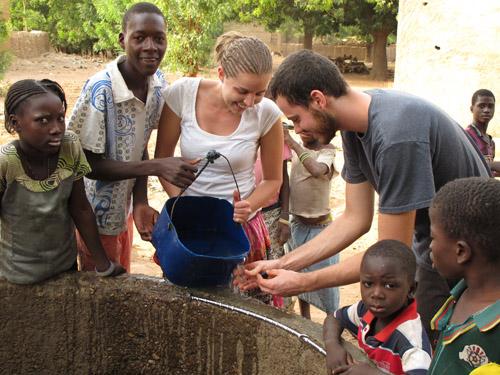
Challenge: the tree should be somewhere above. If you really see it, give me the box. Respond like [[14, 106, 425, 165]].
[[236, 0, 342, 50], [342, 0, 398, 80], [161, 0, 234, 76], [88, 0, 134, 54], [8, 0, 235, 75], [9, 0, 48, 32], [9, 0, 101, 53], [0, 11, 10, 80]]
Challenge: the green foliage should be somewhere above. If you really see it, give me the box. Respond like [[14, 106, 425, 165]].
[[9, 0, 49, 31], [0, 12, 11, 80], [9, 0, 101, 53], [320, 24, 366, 44], [8, 0, 235, 75], [160, 0, 233, 76], [235, 0, 343, 48], [92, 0, 134, 53], [342, 0, 398, 36], [50, 1, 101, 53]]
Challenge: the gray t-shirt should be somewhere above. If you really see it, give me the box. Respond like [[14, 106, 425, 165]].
[[341, 89, 490, 270]]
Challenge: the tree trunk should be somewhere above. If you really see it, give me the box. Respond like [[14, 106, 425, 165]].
[[22, 0, 28, 31], [370, 29, 389, 80], [303, 21, 314, 50]]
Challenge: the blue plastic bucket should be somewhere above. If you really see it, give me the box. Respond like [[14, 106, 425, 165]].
[[152, 196, 250, 287]]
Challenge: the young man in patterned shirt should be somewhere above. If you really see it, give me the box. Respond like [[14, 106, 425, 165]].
[[68, 3, 197, 272]]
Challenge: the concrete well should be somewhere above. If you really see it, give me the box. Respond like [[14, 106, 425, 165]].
[[0, 273, 365, 375]]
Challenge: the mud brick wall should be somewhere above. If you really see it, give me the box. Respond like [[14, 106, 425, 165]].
[[8, 31, 50, 59]]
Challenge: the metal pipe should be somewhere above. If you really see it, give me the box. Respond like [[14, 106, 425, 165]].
[[190, 294, 326, 356], [134, 276, 326, 356]]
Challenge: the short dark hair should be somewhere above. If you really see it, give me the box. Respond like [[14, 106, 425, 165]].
[[362, 240, 417, 282], [122, 2, 165, 32], [431, 177, 500, 263], [269, 49, 348, 108], [4, 79, 67, 134], [471, 89, 495, 105]]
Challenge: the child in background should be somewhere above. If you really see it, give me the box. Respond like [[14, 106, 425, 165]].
[[284, 127, 339, 318], [0, 79, 124, 284], [323, 240, 431, 375], [68, 2, 197, 273], [428, 177, 500, 374], [465, 89, 498, 176]]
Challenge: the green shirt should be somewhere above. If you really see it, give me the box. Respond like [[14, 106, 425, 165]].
[[428, 279, 500, 374], [0, 131, 90, 284]]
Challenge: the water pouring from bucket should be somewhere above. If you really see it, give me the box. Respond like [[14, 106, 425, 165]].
[[152, 151, 250, 288]]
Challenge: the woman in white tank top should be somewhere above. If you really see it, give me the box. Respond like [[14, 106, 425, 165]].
[[155, 32, 284, 299]]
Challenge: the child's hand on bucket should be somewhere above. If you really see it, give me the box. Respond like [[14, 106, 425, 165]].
[[133, 203, 160, 241], [232, 190, 252, 223]]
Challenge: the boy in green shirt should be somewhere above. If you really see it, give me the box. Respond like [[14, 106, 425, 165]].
[[428, 177, 500, 374]]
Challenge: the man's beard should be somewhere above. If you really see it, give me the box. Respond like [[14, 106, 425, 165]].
[[310, 107, 338, 144]]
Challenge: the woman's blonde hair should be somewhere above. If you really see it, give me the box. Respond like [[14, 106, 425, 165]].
[[214, 31, 272, 78]]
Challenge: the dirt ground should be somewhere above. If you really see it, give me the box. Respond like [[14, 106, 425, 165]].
[[0, 52, 393, 325]]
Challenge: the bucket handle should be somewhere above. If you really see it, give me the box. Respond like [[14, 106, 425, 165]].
[[169, 150, 241, 220]]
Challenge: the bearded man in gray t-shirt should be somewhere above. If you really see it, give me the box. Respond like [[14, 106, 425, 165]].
[[238, 50, 490, 344]]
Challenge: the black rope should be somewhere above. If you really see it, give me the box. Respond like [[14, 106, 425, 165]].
[[169, 150, 241, 220], [218, 153, 240, 196]]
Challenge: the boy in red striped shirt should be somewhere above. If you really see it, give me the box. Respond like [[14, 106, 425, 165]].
[[323, 240, 431, 375]]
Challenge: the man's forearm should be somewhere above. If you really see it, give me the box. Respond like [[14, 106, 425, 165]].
[[280, 212, 370, 272], [305, 252, 363, 290]]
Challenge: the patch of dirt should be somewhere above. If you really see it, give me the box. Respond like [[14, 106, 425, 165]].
[[0, 52, 390, 325]]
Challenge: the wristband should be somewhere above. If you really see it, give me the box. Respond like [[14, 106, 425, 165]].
[[299, 151, 312, 164], [95, 261, 116, 277], [278, 218, 290, 226]]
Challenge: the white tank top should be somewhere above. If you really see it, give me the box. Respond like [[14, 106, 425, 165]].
[[162, 77, 282, 202]]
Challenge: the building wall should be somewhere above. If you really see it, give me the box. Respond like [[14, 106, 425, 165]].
[[395, 0, 500, 135], [0, 0, 8, 19], [8, 31, 50, 58]]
